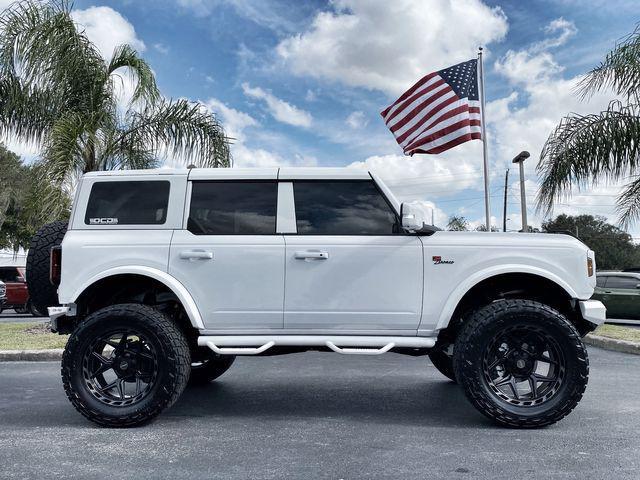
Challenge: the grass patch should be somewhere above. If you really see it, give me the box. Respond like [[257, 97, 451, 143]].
[[0, 322, 69, 350], [593, 324, 640, 343]]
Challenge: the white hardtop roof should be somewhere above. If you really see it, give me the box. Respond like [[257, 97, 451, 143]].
[[83, 167, 372, 181]]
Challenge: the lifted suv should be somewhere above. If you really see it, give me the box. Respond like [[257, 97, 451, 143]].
[[34, 167, 605, 428]]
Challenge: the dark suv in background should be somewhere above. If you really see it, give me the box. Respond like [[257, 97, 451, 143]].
[[592, 271, 640, 323]]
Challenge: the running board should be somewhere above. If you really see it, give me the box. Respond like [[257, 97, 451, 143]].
[[198, 335, 436, 356]]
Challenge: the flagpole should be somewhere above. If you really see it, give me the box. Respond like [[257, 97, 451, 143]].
[[478, 47, 491, 231]]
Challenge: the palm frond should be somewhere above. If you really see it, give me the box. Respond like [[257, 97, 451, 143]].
[[617, 176, 640, 227], [41, 112, 88, 184], [100, 128, 158, 171], [578, 24, 640, 100], [0, 75, 61, 143], [122, 99, 231, 167], [536, 100, 640, 213], [0, 0, 107, 142], [107, 44, 160, 106]]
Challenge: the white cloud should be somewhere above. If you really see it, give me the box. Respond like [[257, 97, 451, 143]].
[[176, 0, 211, 17], [178, 0, 297, 31], [71, 6, 145, 59], [202, 98, 317, 168], [242, 82, 313, 128], [154, 43, 169, 54], [494, 50, 563, 85], [276, 0, 508, 96], [305, 89, 317, 102], [534, 17, 577, 52], [345, 111, 368, 129], [203, 98, 257, 143], [493, 17, 576, 85]]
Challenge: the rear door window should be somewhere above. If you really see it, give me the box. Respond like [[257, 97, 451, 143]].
[[188, 181, 277, 235], [84, 181, 170, 226]]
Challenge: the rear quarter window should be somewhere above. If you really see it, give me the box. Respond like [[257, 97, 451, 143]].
[[84, 181, 170, 226]]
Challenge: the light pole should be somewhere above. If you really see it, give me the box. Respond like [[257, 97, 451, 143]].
[[512, 151, 530, 232]]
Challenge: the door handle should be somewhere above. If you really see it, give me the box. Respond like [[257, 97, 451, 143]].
[[294, 251, 329, 260], [604, 291, 612, 294], [179, 250, 213, 260]]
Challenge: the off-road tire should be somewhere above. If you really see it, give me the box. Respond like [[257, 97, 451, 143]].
[[428, 348, 457, 382], [453, 299, 589, 428], [28, 300, 44, 317], [61, 304, 190, 427], [189, 348, 236, 385], [26, 221, 68, 314]]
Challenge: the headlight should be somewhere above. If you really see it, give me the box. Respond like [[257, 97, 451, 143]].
[[587, 257, 594, 277]]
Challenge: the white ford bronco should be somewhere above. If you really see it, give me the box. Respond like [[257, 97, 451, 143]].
[[28, 167, 606, 428]]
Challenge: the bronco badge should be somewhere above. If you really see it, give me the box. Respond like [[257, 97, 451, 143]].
[[432, 255, 454, 265]]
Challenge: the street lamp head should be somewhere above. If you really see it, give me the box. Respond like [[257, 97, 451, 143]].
[[512, 151, 530, 164]]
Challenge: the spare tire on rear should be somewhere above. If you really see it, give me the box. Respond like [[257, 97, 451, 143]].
[[26, 221, 68, 314]]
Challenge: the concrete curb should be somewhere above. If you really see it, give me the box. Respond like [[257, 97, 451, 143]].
[[584, 334, 640, 356], [0, 349, 63, 361]]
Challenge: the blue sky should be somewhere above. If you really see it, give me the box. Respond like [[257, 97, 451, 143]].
[[4, 0, 640, 234]]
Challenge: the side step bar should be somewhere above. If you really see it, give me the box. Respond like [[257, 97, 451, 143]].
[[198, 335, 436, 356]]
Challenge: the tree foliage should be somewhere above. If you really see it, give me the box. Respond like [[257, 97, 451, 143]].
[[542, 214, 640, 270], [446, 215, 469, 231], [537, 25, 640, 227], [0, 0, 230, 220], [0, 143, 69, 251]]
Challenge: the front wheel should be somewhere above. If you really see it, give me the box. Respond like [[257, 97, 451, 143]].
[[453, 299, 589, 428], [61, 304, 190, 427]]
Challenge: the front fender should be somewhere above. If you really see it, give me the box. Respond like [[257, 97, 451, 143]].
[[69, 265, 205, 329], [434, 264, 578, 331]]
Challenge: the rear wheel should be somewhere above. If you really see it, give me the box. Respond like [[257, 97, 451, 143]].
[[189, 348, 236, 385], [428, 346, 456, 382], [61, 304, 190, 427], [454, 299, 589, 428]]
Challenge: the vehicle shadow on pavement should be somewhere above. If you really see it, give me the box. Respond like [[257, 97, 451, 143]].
[[168, 376, 492, 429]]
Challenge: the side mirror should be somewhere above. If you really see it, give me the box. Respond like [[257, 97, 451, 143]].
[[636, 283, 640, 289], [401, 202, 425, 232]]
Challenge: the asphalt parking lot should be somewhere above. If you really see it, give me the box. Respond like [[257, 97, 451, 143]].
[[0, 311, 47, 324], [0, 346, 638, 479]]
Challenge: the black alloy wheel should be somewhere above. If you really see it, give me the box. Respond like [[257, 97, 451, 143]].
[[62, 304, 190, 427], [454, 299, 589, 428], [82, 330, 159, 407], [482, 325, 564, 407]]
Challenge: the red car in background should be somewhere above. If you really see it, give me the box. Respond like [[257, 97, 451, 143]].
[[0, 264, 42, 316]]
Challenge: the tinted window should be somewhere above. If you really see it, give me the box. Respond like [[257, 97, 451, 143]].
[[85, 181, 170, 225], [0, 267, 20, 282], [188, 181, 277, 235], [606, 276, 640, 289], [596, 276, 607, 288], [293, 181, 398, 235]]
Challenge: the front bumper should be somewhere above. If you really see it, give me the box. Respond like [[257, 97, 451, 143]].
[[579, 300, 606, 326]]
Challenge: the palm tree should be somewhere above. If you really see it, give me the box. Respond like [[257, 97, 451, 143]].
[[537, 25, 640, 226], [0, 0, 230, 219], [446, 215, 469, 231]]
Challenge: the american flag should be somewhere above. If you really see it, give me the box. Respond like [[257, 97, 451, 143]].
[[381, 59, 482, 155]]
